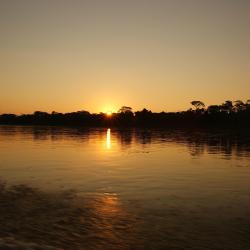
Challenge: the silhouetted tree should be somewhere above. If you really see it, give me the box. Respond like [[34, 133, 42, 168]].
[[246, 100, 250, 110], [117, 106, 134, 125], [118, 106, 133, 114], [135, 109, 152, 125], [234, 100, 245, 112], [207, 105, 220, 114], [221, 100, 233, 113], [191, 101, 205, 111], [33, 111, 49, 117], [1, 100, 250, 128]]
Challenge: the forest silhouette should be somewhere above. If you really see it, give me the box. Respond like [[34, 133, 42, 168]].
[[1, 100, 250, 128]]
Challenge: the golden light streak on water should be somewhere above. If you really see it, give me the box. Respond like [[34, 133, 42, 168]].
[[106, 128, 111, 149]]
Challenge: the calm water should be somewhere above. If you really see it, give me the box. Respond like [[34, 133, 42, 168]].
[[1, 126, 250, 249]]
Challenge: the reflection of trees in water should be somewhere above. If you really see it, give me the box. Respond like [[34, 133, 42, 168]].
[[116, 129, 133, 147], [1, 126, 250, 158], [205, 137, 234, 158], [184, 133, 250, 158], [113, 129, 153, 147], [134, 130, 152, 145], [187, 142, 206, 158]]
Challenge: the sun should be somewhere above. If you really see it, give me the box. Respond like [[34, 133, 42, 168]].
[[106, 111, 113, 116]]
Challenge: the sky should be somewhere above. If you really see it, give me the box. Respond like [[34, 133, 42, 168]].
[[0, 0, 250, 114]]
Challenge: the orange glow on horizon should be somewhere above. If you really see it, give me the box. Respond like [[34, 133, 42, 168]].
[[106, 111, 113, 116]]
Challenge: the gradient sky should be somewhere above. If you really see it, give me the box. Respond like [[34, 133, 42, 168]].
[[1, 0, 250, 114]]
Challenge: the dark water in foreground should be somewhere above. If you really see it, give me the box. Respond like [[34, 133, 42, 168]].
[[0, 126, 250, 249]]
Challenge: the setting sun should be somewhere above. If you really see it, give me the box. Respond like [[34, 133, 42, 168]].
[[106, 111, 113, 116]]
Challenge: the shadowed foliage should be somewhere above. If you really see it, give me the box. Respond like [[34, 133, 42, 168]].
[[1, 100, 250, 128]]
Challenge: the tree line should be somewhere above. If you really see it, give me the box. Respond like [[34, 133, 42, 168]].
[[1, 100, 250, 128]]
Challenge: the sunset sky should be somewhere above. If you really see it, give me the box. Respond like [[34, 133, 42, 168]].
[[1, 0, 250, 114]]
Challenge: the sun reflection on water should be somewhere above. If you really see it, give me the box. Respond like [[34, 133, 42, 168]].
[[86, 193, 139, 248], [106, 128, 111, 149]]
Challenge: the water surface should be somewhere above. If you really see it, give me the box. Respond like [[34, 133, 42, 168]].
[[0, 126, 250, 249]]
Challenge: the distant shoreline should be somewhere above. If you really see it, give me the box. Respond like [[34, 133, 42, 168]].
[[1, 113, 250, 129], [1, 101, 250, 129]]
